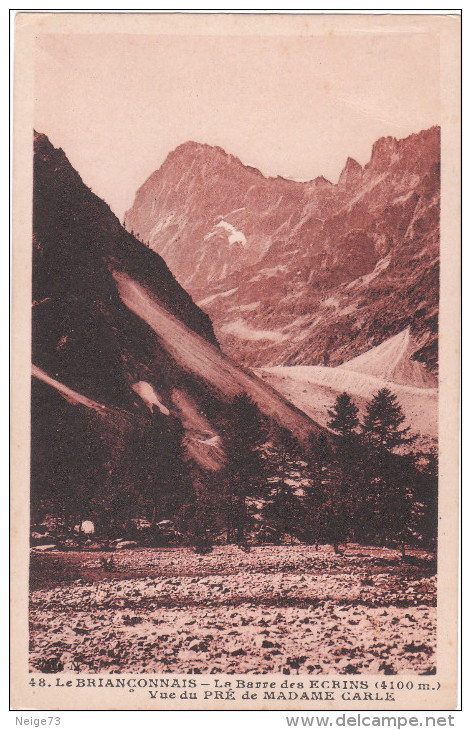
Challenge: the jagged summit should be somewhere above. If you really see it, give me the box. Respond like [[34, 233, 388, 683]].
[[338, 156, 363, 187], [313, 175, 333, 186], [368, 126, 440, 170]]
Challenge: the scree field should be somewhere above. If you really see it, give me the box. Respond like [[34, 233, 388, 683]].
[[29, 545, 436, 675]]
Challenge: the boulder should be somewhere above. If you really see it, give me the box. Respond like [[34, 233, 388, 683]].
[[74, 520, 95, 535], [115, 541, 138, 550], [130, 518, 152, 531], [81, 520, 95, 535], [157, 520, 175, 530], [31, 532, 52, 545]]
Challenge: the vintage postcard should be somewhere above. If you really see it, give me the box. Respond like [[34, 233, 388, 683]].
[[11, 12, 461, 711]]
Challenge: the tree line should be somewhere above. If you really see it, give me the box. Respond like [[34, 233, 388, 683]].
[[31, 384, 438, 554], [180, 389, 437, 555]]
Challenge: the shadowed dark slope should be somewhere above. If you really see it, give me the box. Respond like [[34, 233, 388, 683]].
[[31, 133, 328, 520]]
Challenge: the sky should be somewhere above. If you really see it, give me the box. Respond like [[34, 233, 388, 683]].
[[34, 30, 440, 220]]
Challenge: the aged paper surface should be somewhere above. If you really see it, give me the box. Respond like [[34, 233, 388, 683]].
[[11, 12, 460, 711]]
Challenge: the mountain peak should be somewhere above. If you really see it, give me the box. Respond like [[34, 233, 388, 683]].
[[171, 140, 228, 157], [369, 135, 399, 165], [338, 156, 363, 188], [367, 127, 440, 171], [164, 140, 241, 166], [314, 175, 333, 187]]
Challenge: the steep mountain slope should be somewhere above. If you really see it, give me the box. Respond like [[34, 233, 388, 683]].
[[125, 128, 439, 373], [112, 271, 324, 439], [32, 133, 326, 518]]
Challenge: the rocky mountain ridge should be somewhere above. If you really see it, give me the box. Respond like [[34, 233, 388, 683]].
[[125, 127, 439, 374]]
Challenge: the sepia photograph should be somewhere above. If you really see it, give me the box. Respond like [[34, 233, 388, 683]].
[[11, 11, 460, 711]]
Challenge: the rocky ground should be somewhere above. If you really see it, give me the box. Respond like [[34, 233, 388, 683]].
[[29, 545, 436, 675]]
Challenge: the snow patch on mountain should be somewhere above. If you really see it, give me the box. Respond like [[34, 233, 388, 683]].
[[321, 297, 341, 310], [205, 220, 247, 247], [197, 288, 239, 308], [392, 190, 416, 206], [149, 213, 179, 238], [131, 381, 170, 415], [171, 389, 224, 471], [32, 365, 108, 414], [247, 265, 288, 284], [345, 172, 388, 210], [237, 302, 260, 312], [217, 207, 246, 218]]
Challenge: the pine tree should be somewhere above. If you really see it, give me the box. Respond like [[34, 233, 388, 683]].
[[361, 388, 419, 555], [327, 392, 359, 438], [262, 427, 304, 544], [415, 448, 439, 549], [130, 407, 190, 526], [367, 449, 420, 556], [301, 433, 349, 552], [176, 468, 225, 552], [220, 394, 268, 544], [31, 393, 110, 536], [313, 395, 361, 548], [149, 409, 190, 522], [361, 388, 415, 450]]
